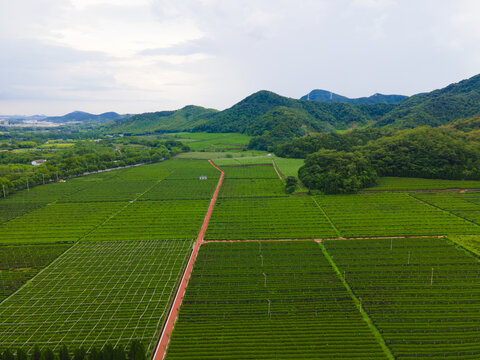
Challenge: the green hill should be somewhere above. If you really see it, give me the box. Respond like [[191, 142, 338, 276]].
[[376, 74, 480, 128], [106, 105, 218, 135], [193, 90, 386, 135], [301, 89, 407, 104]]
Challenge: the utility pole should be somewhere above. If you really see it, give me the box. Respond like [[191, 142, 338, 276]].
[[390, 238, 393, 250], [430, 267, 434, 285]]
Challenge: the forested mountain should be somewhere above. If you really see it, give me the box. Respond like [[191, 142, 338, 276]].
[[193, 91, 395, 150], [376, 74, 480, 128], [45, 111, 126, 123], [301, 89, 407, 105], [106, 105, 218, 135], [102, 73, 480, 147]]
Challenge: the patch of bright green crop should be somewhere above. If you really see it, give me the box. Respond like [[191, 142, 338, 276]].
[[221, 165, 279, 179], [449, 235, 480, 256], [272, 157, 304, 178]]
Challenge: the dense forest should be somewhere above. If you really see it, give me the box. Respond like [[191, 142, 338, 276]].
[[281, 125, 480, 194]]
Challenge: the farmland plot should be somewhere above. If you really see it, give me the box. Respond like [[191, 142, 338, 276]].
[[366, 177, 480, 191], [0, 239, 193, 355], [206, 197, 338, 240], [221, 165, 279, 179], [139, 179, 218, 200], [0, 202, 126, 244], [324, 238, 480, 359], [0, 201, 46, 224], [218, 179, 286, 198], [165, 241, 388, 359], [316, 193, 480, 237], [0, 244, 71, 301], [162, 159, 221, 180], [84, 200, 209, 241], [414, 192, 480, 225], [60, 180, 157, 202]]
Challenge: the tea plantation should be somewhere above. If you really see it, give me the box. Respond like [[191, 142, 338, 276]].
[[0, 157, 479, 359]]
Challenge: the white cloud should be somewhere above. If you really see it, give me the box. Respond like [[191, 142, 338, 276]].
[[1, 0, 480, 115]]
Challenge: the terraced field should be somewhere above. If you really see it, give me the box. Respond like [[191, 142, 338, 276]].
[[323, 238, 480, 359], [166, 241, 388, 359], [316, 193, 480, 237], [0, 240, 193, 354]]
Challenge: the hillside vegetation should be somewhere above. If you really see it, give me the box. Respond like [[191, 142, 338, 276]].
[[106, 105, 218, 135]]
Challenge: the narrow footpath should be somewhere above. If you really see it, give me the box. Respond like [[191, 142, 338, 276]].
[[152, 160, 224, 360]]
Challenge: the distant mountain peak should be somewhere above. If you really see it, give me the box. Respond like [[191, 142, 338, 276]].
[[301, 90, 407, 105]]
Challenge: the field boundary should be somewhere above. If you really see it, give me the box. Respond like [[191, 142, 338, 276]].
[[202, 235, 445, 243], [152, 160, 224, 360], [318, 242, 395, 360], [271, 159, 283, 179], [407, 193, 480, 229]]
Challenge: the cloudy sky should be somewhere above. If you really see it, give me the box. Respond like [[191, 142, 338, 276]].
[[1, 0, 480, 115]]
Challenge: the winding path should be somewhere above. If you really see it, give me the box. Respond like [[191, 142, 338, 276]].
[[152, 160, 224, 360]]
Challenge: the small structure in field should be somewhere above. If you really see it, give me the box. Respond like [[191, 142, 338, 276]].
[[31, 159, 47, 166], [199, 175, 207, 180]]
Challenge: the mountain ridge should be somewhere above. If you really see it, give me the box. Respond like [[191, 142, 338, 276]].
[[301, 89, 407, 105]]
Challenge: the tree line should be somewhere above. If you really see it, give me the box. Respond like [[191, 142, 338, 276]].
[[0, 138, 189, 198]]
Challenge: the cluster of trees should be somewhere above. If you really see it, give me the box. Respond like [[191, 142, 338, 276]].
[[0, 138, 188, 198], [285, 176, 298, 194], [0, 341, 146, 360], [283, 126, 480, 194]]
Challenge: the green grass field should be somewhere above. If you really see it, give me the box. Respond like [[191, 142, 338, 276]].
[[166, 241, 388, 360], [159, 132, 251, 151]]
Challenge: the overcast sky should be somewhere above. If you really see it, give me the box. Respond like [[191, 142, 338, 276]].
[[1, 0, 480, 115]]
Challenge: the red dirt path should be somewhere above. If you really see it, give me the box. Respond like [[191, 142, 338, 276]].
[[152, 160, 224, 360]]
